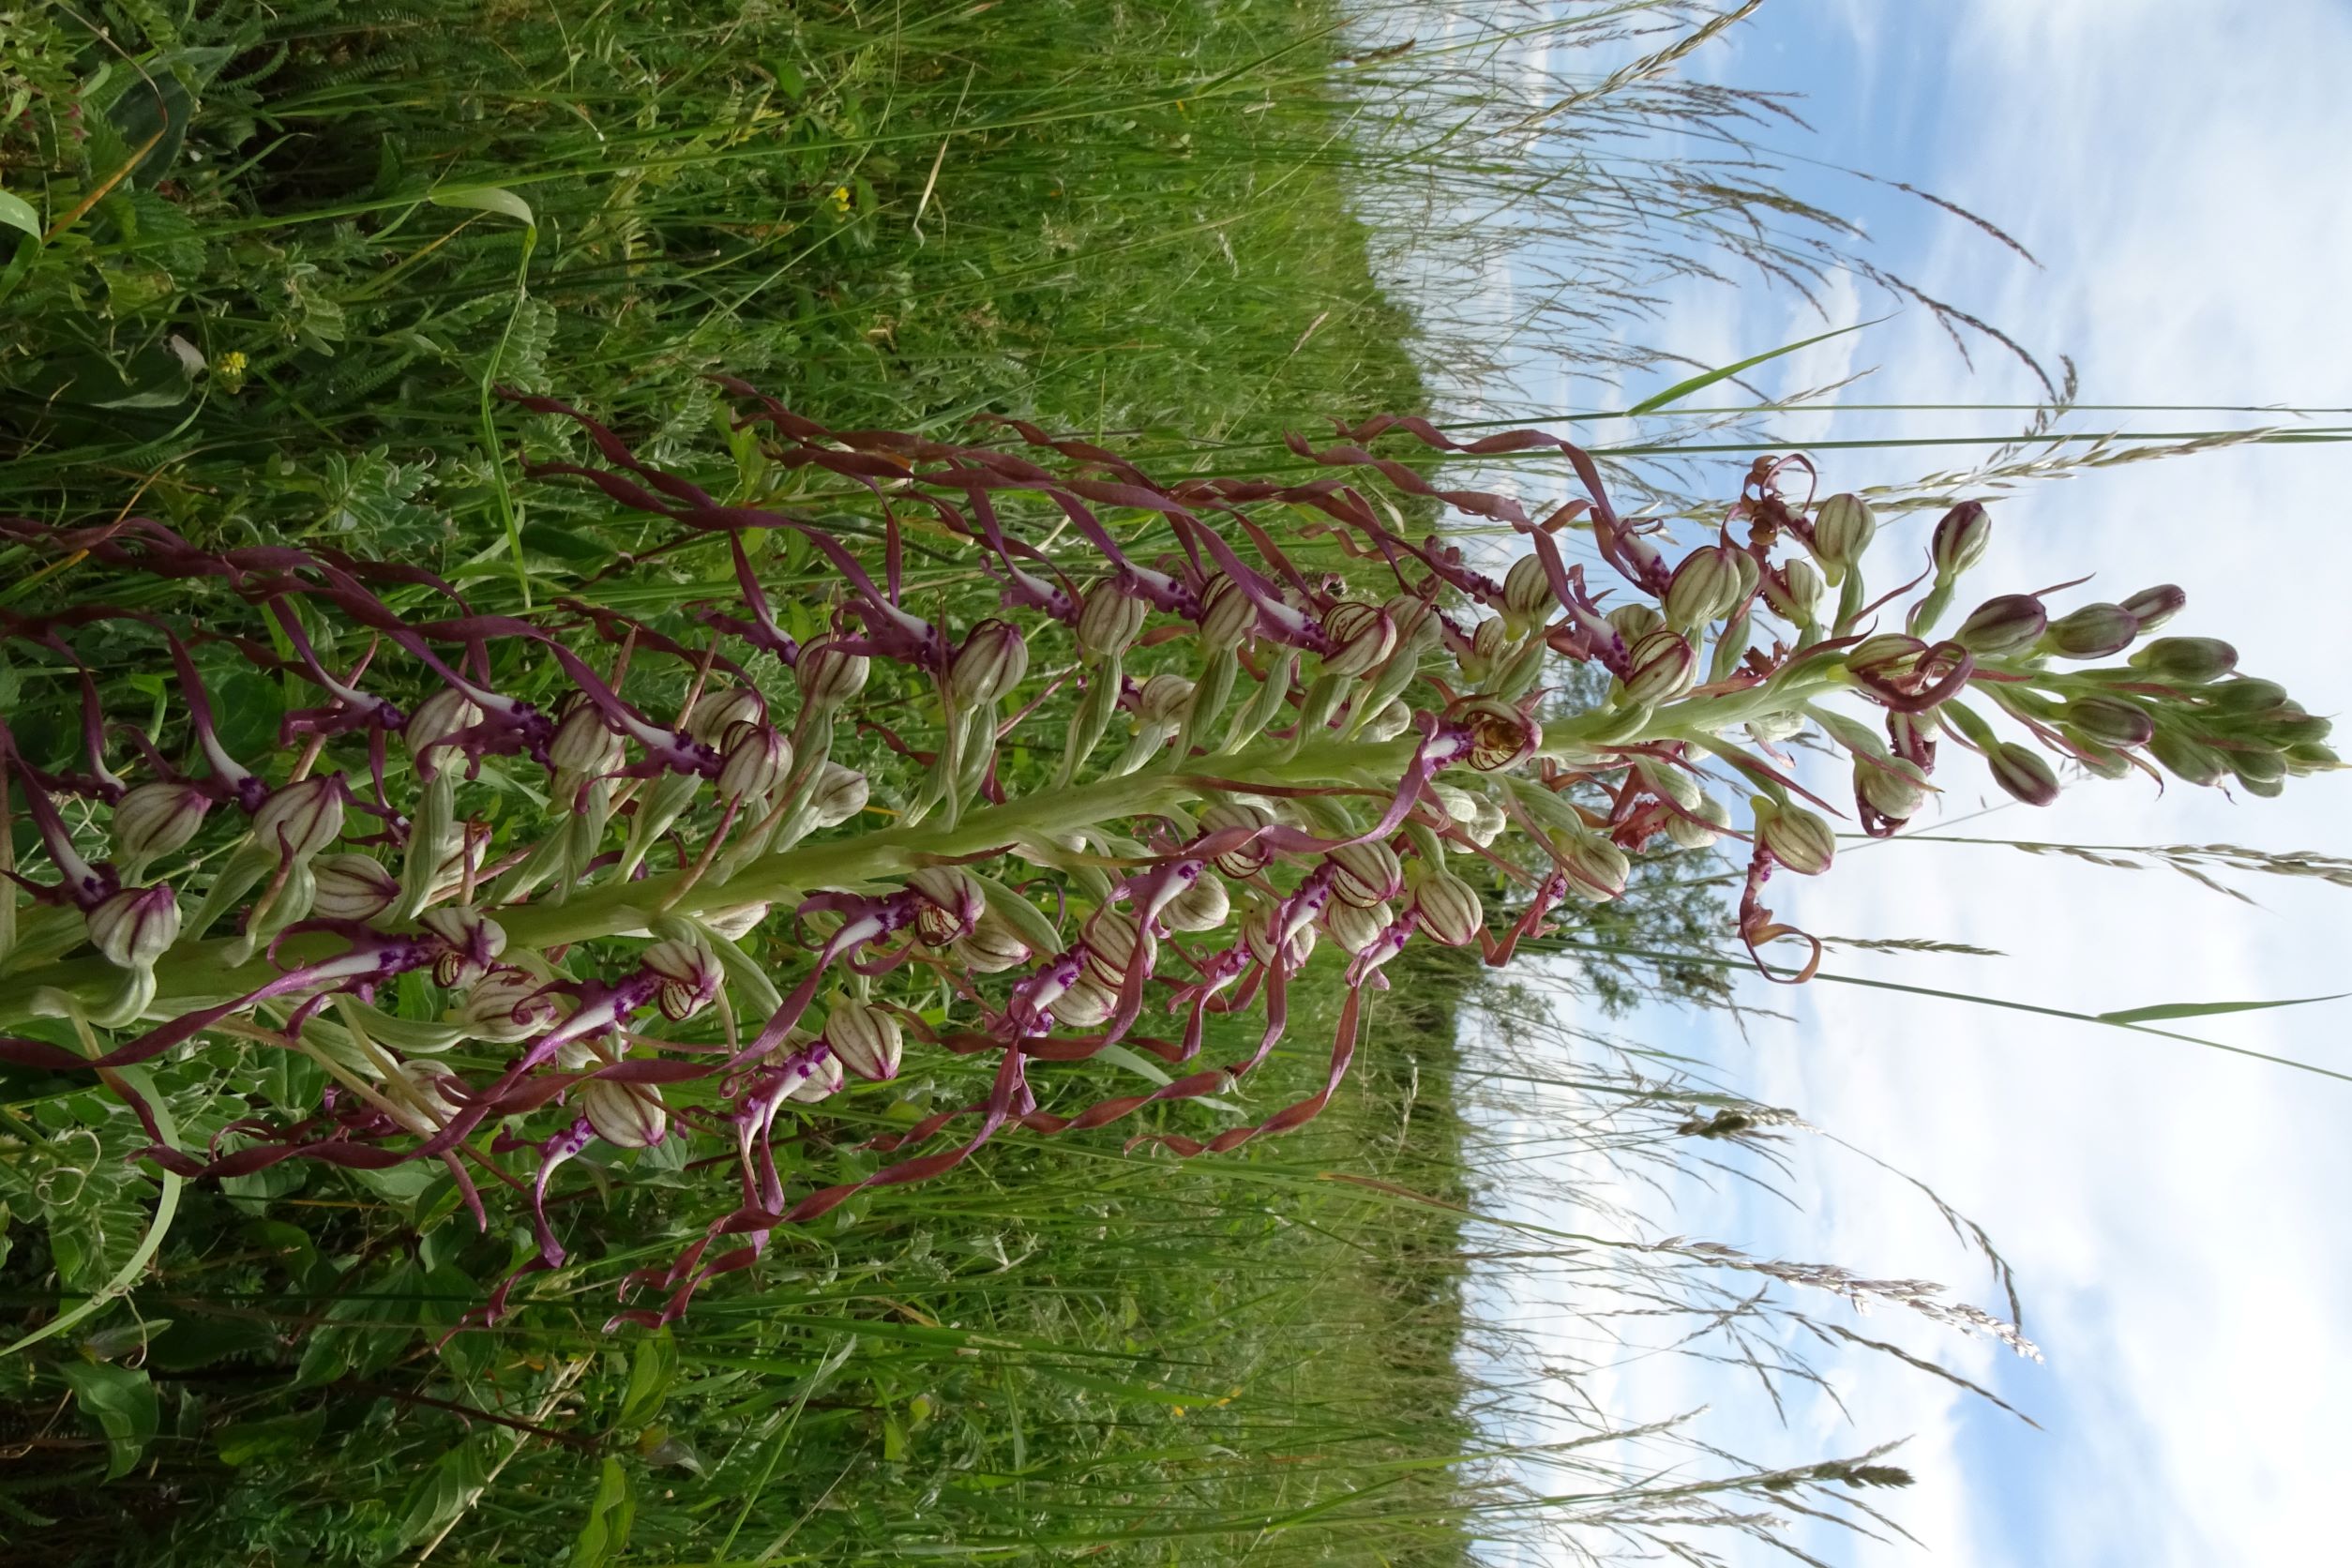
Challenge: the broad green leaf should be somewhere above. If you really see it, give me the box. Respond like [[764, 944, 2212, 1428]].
[[520, 522, 613, 565], [210, 670, 285, 761], [1093, 1042, 1176, 1084], [569, 1457, 636, 1568], [216, 1408, 328, 1467], [616, 1328, 679, 1430], [2098, 992, 2347, 1026], [398, 1437, 493, 1547], [61, 1361, 158, 1479], [80, 1318, 172, 1362], [1624, 314, 1891, 415], [0, 190, 39, 241], [431, 184, 536, 227]]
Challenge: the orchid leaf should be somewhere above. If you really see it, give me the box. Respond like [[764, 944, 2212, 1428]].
[[430, 184, 536, 227], [61, 1361, 157, 1480], [569, 1458, 636, 1568]]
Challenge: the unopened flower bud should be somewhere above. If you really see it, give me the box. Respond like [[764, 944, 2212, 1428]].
[[1808, 493, 1877, 584], [2148, 729, 2227, 787], [1665, 546, 1743, 628], [1621, 629, 1698, 705], [644, 934, 722, 1021], [686, 686, 766, 746], [1987, 742, 2060, 806], [1136, 671, 1196, 727], [1319, 601, 1396, 679], [1329, 838, 1404, 907], [2205, 677, 2288, 715], [86, 884, 179, 970], [1199, 574, 1256, 648], [1080, 905, 1156, 987], [950, 908, 1033, 972], [2119, 584, 2187, 632], [2259, 707, 2333, 747], [2044, 603, 2139, 659], [718, 723, 793, 803], [1554, 831, 1630, 903], [387, 1062, 464, 1127], [1748, 709, 1807, 744], [1606, 603, 1664, 644], [549, 704, 622, 777], [1161, 869, 1231, 933], [787, 1048, 847, 1104], [1242, 904, 1317, 969], [1323, 897, 1394, 955], [453, 969, 565, 1043], [112, 780, 211, 875], [1406, 865, 1485, 946], [1450, 697, 1543, 773], [1077, 583, 1150, 659], [1755, 799, 1835, 875], [1666, 792, 1731, 851], [1929, 501, 1991, 579], [910, 865, 987, 945], [1729, 548, 1761, 605], [2062, 695, 2156, 749], [582, 1079, 668, 1148], [949, 620, 1030, 706], [1466, 792, 1508, 847], [1847, 633, 1924, 681], [1501, 553, 1556, 627], [2060, 732, 2135, 780], [797, 641, 870, 709], [1384, 593, 1439, 647], [807, 762, 870, 827], [2132, 637, 2239, 684], [1854, 756, 1929, 822], [312, 852, 400, 922], [1357, 699, 1410, 741], [1460, 616, 1513, 684], [1954, 594, 2047, 656], [1050, 975, 1118, 1029], [825, 997, 903, 1080], [1764, 559, 1825, 625], [405, 689, 483, 766], [1429, 782, 1481, 826], [2230, 747, 2287, 786], [253, 775, 347, 861], [1201, 800, 1276, 878]]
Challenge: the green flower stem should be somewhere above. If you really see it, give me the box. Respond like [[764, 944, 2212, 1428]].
[[1539, 670, 1853, 759], [0, 732, 1419, 1033]]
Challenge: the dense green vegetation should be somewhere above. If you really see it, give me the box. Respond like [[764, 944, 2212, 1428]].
[[0, 5, 1495, 1562], [0, 0, 1432, 527], [0, 3, 1947, 1563]]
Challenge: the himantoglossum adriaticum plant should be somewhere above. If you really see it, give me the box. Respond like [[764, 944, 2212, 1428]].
[[0, 386, 2331, 1327]]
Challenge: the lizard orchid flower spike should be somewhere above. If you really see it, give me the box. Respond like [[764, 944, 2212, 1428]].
[[0, 385, 2328, 1329]]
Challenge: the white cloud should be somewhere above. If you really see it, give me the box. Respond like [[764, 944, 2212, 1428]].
[[1719, 1, 2352, 1562], [1455, 1, 2352, 1562]]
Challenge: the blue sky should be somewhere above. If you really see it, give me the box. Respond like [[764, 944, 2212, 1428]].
[[1430, 3, 2352, 1563]]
